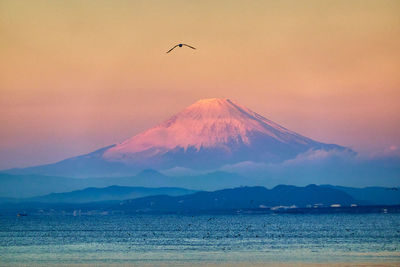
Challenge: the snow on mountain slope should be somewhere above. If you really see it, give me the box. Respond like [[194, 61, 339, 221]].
[[105, 99, 308, 155], [102, 98, 345, 167], [4, 98, 349, 177]]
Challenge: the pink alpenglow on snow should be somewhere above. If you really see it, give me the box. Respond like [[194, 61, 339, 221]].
[[102, 98, 346, 166], [7, 98, 350, 177], [103, 98, 302, 158]]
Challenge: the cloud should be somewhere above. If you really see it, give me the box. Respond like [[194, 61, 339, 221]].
[[274, 149, 355, 167], [220, 149, 400, 187]]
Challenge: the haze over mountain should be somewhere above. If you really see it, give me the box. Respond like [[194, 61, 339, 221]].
[[5, 98, 349, 178], [1, 171, 399, 205], [2, 186, 195, 204], [0, 171, 242, 198]]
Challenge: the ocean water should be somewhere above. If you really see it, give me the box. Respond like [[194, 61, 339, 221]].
[[0, 214, 399, 265]]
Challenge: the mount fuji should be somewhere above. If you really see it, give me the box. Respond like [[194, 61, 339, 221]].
[[5, 98, 350, 177]]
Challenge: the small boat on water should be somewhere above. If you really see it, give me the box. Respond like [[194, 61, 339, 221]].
[[17, 213, 28, 217]]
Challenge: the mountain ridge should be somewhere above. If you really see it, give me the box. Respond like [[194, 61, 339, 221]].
[[0, 171, 246, 198], [0, 185, 363, 215], [120, 184, 357, 213], [0, 185, 195, 204], [2, 98, 350, 177]]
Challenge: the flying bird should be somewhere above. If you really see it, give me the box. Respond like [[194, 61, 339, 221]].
[[166, 43, 196, 53]]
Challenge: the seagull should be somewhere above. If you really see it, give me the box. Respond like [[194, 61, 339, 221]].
[[166, 43, 196, 53]]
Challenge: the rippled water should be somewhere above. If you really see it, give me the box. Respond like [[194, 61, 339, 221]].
[[0, 214, 399, 265]]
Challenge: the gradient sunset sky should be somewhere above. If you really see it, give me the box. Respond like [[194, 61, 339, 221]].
[[1, 0, 400, 169]]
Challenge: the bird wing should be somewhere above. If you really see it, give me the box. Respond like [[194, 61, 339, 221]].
[[166, 45, 179, 53], [182, 44, 196, 50]]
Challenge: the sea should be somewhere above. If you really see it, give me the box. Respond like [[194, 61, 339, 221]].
[[0, 214, 399, 266]]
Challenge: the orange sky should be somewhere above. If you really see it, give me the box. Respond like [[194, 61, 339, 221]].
[[1, 0, 400, 168]]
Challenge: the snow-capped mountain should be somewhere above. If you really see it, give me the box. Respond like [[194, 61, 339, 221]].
[[104, 98, 315, 159], [5, 98, 349, 177]]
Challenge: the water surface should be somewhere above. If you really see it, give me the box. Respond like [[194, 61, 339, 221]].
[[0, 214, 399, 265]]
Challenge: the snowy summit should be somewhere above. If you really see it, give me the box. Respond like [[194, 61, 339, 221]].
[[102, 98, 345, 167], [7, 98, 349, 176]]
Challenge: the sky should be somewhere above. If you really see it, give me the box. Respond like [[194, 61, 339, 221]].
[[1, 0, 400, 169]]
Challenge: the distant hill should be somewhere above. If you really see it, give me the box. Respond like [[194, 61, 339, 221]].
[[120, 185, 356, 213], [17, 186, 195, 203], [321, 185, 400, 205], [0, 170, 245, 198], [0, 185, 358, 215], [0, 173, 90, 198], [2, 168, 398, 207]]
